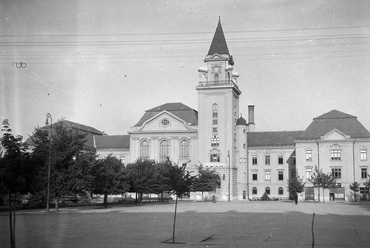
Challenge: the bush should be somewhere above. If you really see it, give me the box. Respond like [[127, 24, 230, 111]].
[[261, 192, 272, 201]]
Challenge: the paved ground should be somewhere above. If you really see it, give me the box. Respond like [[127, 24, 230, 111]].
[[1, 200, 370, 248]]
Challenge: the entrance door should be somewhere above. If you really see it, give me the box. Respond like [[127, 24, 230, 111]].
[[305, 187, 315, 200]]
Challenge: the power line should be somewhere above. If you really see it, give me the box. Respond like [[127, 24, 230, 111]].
[[1, 24, 370, 37]]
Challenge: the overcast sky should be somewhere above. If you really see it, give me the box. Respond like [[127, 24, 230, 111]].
[[1, 0, 370, 139]]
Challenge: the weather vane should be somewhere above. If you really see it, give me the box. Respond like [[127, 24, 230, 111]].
[[12, 61, 27, 68]]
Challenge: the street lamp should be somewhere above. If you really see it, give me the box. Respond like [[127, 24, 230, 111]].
[[45, 113, 52, 211]]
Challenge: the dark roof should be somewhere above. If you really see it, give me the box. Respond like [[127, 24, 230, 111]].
[[94, 135, 130, 149], [26, 120, 103, 152], [248, 131, 304, 147], [207, 19, 230, 56], [42, 120, 103, 135], [299, 110, 370, 139], [236, 116, 247, 126], [134, 102, 198, 127]]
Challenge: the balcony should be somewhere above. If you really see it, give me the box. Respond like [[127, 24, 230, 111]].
[[197, 80, 240, 92]]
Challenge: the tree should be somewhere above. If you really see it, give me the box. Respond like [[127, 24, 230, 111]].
[[31, 121, 90, 210], [192, 164, 219, 201], [0, 120, 38, 248], [287, 170, 305, 200], [349, 182, 360, 203], [309, 166, 336, 203], [151, 160, 172, 201], [90, 155, 128, 208], [126, 158, 157, 204], [164, 160, 195, 244], [364, 178, 370, 201]]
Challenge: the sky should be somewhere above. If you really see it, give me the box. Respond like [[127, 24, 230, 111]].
[[1, 0, 370, 139]]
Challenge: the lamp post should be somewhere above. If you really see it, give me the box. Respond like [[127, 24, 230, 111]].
[[45, 113, 52, 211], [228, 150, 230, 202]]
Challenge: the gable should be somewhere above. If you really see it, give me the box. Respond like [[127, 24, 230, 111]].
[[140, 111, 192, 132], [322, 129, 349, 141]]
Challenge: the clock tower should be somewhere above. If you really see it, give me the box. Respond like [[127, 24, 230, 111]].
[[196, 19, 241, 201]]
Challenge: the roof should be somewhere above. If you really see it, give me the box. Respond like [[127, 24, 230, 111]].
[[248, 131, 304, 147], [94, 135, 130, 149], [236, 116, 247, 126], [134, 102, 198, 127], [299, 110, 370, 139], [26, 120, 103, 152], [207, 19, 230, 56], [42, 120, 103, 135]]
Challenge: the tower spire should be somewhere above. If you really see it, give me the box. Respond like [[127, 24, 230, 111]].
[[207, 18, 230, 56]]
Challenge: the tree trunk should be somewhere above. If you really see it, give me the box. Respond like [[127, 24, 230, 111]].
[[172, 195, 178, 243], [201, 191, 204, 201], [104, 194, 108, 208], [12, 193, 16, 247], [8, 193, 15, 248]]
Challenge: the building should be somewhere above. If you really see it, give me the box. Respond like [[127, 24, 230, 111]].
[[295, 110, 370, 201], [93, 20, 370, 201]]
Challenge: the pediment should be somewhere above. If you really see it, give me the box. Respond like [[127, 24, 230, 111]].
[[206, 53, 228, 61], [139, 111, 192, 132], [321, 129, 350, 141]]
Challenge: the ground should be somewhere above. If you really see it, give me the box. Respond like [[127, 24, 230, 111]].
[[1, 200, 370, 248]]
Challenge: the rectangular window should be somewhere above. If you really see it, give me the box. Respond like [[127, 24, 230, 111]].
[[278, 155, 284, 165], [306, 168, 312, 179], [278, 171, 284, 181], [239, 158, 242, 163], [361, 149, 367, 161], [265, 171, 271, 180], [306, 150, 312, 161], [332, 168, 342, 178], [331, 150, 341, 160], [211, 137, 219, 147], [265, 155, 270, 165], [252, 156, 257, 165], [212, 127, 218, 133], [252, 172, 258, 181], [213, 119, 218, 125], [212, 112, 218, 118], [361, 168, 368, 179]]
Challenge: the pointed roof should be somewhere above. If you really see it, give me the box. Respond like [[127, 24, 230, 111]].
[[134, 102, 198, 127], [299, 110, 370, 139], [207, 18, 230, 56]]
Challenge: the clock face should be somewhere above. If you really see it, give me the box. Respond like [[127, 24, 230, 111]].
[[213, 66, 220, 73]]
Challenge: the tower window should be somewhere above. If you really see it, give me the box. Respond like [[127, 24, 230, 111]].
[[210, 153, 220, 162], [211, 136, 219, 146]]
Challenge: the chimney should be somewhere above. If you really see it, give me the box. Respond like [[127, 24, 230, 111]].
[[248, 105, 255, 132]]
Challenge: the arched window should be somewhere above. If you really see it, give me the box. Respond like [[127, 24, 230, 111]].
[[252, 187, 257, 195], [160, 140, 170, 162], [278, 187, 283, 195], [179, 140, 189, 160], [140, 140, 149, 159], [214, 73, 219, 83], [265, 187, 270, 195]]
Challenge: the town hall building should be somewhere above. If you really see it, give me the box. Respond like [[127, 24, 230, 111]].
[[91, 20, 370, 202]]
